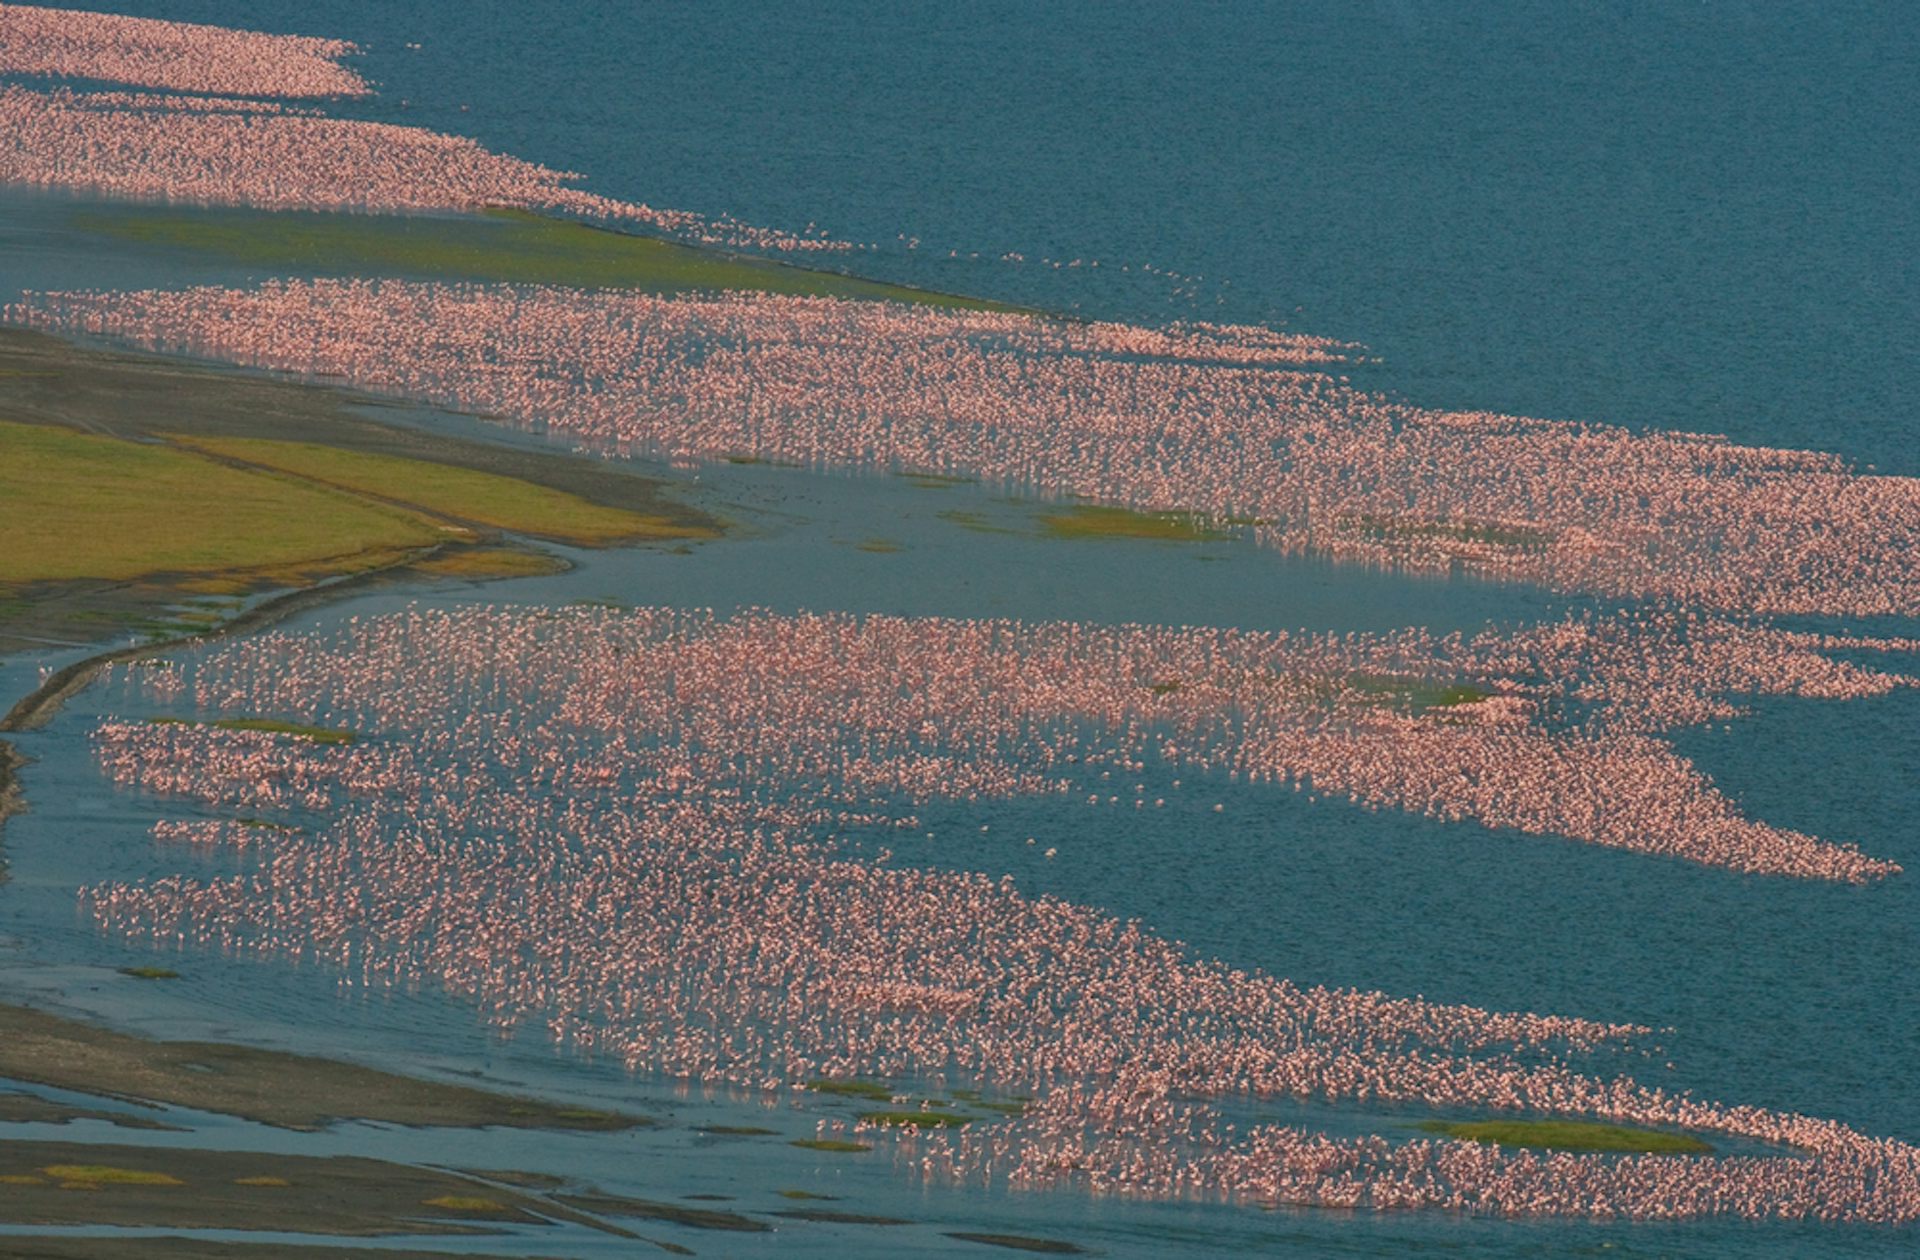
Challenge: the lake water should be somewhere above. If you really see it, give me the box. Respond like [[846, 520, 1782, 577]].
[[3, 2, 1918, 1256]]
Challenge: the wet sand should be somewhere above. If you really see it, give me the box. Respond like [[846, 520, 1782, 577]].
[[0, 1004, 647, 1133], [0, 1240, 572, 1260], [0, 1139, 561, 1236], [0, 1092, 179, 1132]]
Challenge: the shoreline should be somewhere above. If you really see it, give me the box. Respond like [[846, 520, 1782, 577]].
[[0, 318, 725, 859], [0, 541, 447, 737], [0, 1003, 645, 1133]]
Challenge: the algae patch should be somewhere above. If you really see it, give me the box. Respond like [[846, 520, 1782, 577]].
[[858, 1109, 974, 1128], [77, 204, 1026, 313], [1415, 1118, 1713, 1154]]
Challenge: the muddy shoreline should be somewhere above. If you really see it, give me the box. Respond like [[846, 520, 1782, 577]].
[[0, 326, 707, 523], [0, 546, 450, 736], [0, 1004, 645, 1133]]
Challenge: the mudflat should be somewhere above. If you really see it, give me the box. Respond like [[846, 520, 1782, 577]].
[[0, 1004, 647, 1132], [0, 1239, 572, 1260], [0, 1139, 559, 1236]]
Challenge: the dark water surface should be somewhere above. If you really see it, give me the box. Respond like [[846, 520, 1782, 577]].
[[39, 0, 1920, 471], [5, 3, 1918, 1256]]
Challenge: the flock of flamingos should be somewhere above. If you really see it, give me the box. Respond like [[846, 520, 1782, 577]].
[[13, 278, 1919, 618], [0, 2, 842, 251], [4, 0, 1920, 1233], [81, 605, 1920, 1221]]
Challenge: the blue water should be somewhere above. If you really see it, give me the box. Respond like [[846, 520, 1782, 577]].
[[6, 2, 1920, 1255], [42, 0, 1920, 474]]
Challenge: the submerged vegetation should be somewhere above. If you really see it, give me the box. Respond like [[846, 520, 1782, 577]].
[[945, 1233, 1088, 1254], [211, 718, 355, 744], [1038, 505, 1243, 543], [807, 1078, 895, 1101], [857, 1110, 974, 1129], [78, 205, 1025, 312], [150, 716, 356, 745], [940, 502, 1250, 543], [1415, 1119, 1713, 1154]]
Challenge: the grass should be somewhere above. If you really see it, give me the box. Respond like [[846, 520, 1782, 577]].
[[0, 419, 447, 585], [789, 1139, 871, 1153], [171, 435, 707, 546], [40, 1165, 184, 1187], [77, 205, 1025, 313], [777, 1189, 835, 1200], [1037, 505, 1240, 543], [0, 419, 716, 595], [1414, 1119, 1713, 1154], [852, 538, 902, 554], [117, 966, 180, 980], [857, 1110, 974, 1128], [233, 1176, 292, 1187], [807, 1078, 895, 1101]]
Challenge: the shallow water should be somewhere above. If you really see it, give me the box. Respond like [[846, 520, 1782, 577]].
[[3, 448, 1915, 1254], [3, 2, 1919, 1255]]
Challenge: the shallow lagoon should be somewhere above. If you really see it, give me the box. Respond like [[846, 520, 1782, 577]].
[[4, 3, 1920, 1247], [2, 425, 1916, 1254], [1, 240, 1915, 1254]]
